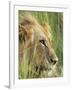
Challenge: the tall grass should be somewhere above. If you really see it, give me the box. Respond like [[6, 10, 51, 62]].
[[19, 11, 63, 79]]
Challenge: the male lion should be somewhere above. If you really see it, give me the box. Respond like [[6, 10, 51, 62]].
[[19, 14, 61, 79]]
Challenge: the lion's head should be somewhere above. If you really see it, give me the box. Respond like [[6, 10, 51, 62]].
[[19, 15, 58, 78]]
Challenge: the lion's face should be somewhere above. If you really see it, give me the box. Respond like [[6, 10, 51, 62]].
[[19, 15, 58, 77]]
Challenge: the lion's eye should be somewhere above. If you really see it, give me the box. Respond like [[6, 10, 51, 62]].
[[39, 40, 47, 47]]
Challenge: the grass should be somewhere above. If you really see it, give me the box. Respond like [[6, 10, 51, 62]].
[[19, 11, 63, 79]]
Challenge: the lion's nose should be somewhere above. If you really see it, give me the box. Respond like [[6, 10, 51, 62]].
[[50, 58, 58, 65]]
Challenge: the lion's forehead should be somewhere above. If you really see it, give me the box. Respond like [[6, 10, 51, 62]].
[[33, 25, 48, 41]]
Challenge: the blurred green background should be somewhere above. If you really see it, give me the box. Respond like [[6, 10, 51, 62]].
[[19, 10, 63, 79]]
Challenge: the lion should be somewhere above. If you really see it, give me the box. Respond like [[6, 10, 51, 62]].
[[19, 14, 61, 78]]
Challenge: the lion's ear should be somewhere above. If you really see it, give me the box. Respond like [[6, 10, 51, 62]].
[[19, 24, 27, 42], [42, 22, 52, 41], [19, 24, 34, 42]]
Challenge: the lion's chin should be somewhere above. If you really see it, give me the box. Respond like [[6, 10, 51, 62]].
[[44, 63, 57, 77]]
